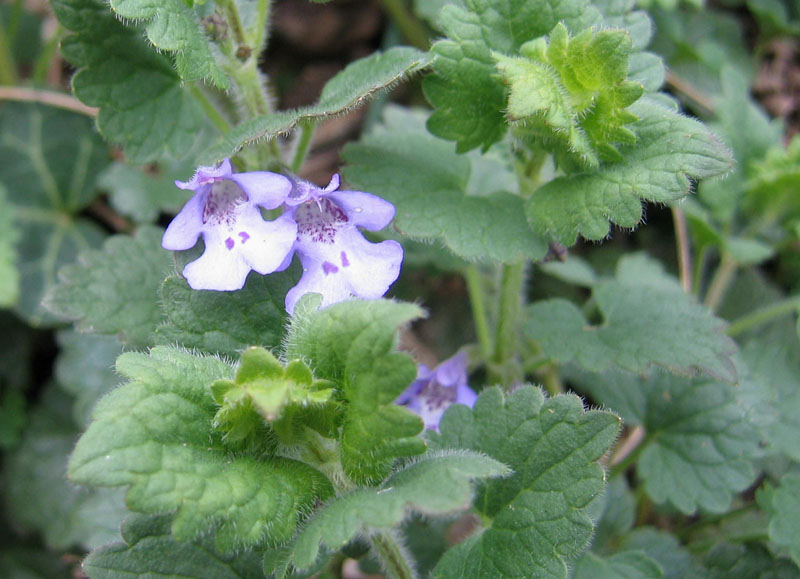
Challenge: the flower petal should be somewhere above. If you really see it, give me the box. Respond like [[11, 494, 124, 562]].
[[232, 210, 297, 275], [434, 351, 469, 388], [182, 231, 252, 291], [176, 158, 232, 190], [162, 191, 206, 250], [329, 190, 396, 230], [231, 171, 293, 210]]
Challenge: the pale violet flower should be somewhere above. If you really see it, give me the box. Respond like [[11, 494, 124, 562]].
[[282, 174, 403, 314], [395, 352, 477, 430], [162, 159, 297, 291]]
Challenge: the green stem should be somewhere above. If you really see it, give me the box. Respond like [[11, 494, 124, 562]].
[[609, 437, 645, 479], [379, 0, 429, 50], [32, 28, 62, 85], [491, 262, 525, 386], [0, 12, 18, 85], [221, 0, 248, 48], [672, 206, 692, 293], [253, 0, 272, 53], [692, 246, 708, 297], [189, 84, 231, 134], [538, 364, 564, 396], [726, 295, 800, 337], [290, 121, 315, 173], [229, 61, 282, 164], [370, 530, 417, 579], [703, 256, 737, 312], [464, 264, 493, 362]]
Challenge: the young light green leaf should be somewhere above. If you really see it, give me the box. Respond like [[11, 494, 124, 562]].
[[526, 254, 737, 381], [285, 298, 427, 484], [573, 551, 664, 579], [0, 186, 20, 307], [52, 0, 217, 164], [108, 0, 227, 88], [761, 474, 800, 567], [55, 331, 123, 427], [0, 102, 108, 326], [4, 387, 127, 551], [342, 106, 548, 263], [283, 452, 509, 574], [202, 47, 431, 162], [155, 267, 299, 357], [83, 514, 265, 579], [496, 23, 644, 167], [526, 98, 733, 244], [428, 386, 621, 578], [44, 226, 172, 348], [423, 0, 602, 152], [569, 369, 760, 514], [97, 160, 195, 223], [68, 347, 333, 551]]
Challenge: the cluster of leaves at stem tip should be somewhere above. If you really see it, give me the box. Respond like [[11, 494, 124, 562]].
[[1, 0, 800, 577]]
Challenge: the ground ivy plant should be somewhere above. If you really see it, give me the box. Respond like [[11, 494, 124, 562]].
[[1, 0, 799, 576]]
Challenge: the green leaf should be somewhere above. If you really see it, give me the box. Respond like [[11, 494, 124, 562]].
[[739, 335, 800, 462], [495, 23, 643, 167], [283, 452, 509, 574], [761, 473, 800, 567], [704, 543, 800, 578], [746, 134, 800, 227], [423, 0, 601, 152], [0, 185, 20, 307], [52, 0, 218, 164], [155, 266, 299, 357], [526, 254, 738, 381], [0, 102, 108, 326], [108, 0, 227, 88], [84, 514, 265, 579], [428, 386, 621, 578], [55, 330, 123, 427], [202, 47, 431, 162], [68, 346, 334, 551], [97, 160, 195, 223], [590, 477, 636, 551], [573, 551, 664, 578], [526, 98, 733, 244], [620, 528, 703, 579], [4, 387, 127, 551], [569, 369, 760, 514], [44, 226, 172, 348], [342, 106, 548, 262], [285, 298, 427, 484]]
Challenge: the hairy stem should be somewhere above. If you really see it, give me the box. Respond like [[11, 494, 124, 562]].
[[671, 206, 692, 293], [379, 0, 429, 50], [370, 530, 418, 579], [290, 121, 315, 173], [491, 262, 525, 386], [189, 84, 232, 134], [726, 295, 800, 337], [464, 264, 493, 362], [704, 256, 737, 312]]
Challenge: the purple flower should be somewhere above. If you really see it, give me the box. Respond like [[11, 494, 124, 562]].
[[396, 352, 477, 430], [282, 174, 403, 314], [162, 159, 297, 291]]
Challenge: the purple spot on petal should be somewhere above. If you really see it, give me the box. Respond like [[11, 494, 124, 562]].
[[340, 251, 350, 267], [225, 237, 235, 250], [239, 231, 250, 243], [322, 261, 339, 275]]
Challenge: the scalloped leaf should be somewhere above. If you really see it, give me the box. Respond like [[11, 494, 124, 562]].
[[52, 0, 217, 163], [526, 98, 733, 244], [428, 386, 621, 578], [44, 226, 172, 348], [277, 452, 509, 575], [68, 347, 334, 552], [285, 298, 427, 484], [109, 0, 227, 88], [342, 106, 548, 263], [526, 253, 738, 382]]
